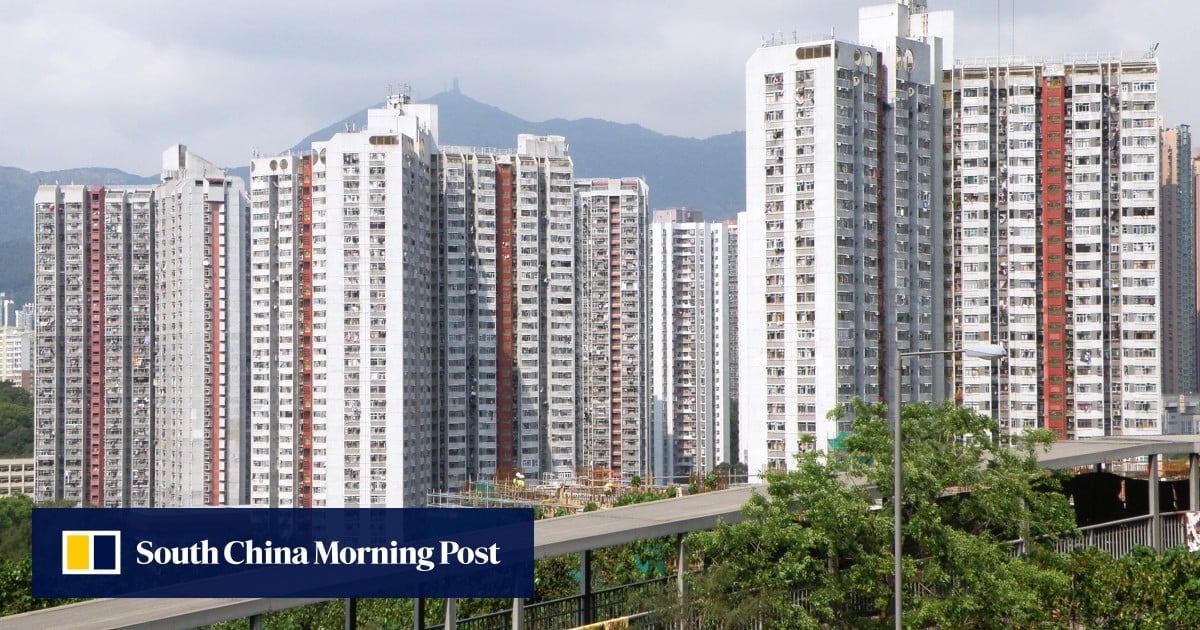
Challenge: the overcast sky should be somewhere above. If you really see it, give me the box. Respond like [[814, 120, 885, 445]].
[[0, 1, 1192, 174]]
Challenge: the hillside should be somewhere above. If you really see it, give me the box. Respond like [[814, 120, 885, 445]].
[[287, 88, 746, 219], [0, 91, 746, 304], [0, 167, 157, 240]]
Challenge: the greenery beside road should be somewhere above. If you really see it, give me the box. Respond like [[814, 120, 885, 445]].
[[0, 381, 32, 458], [0, 494, 78, 616], [674, 399, 1200, 628], [5, 400, 1200, 627]]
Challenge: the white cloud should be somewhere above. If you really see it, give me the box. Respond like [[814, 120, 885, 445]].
[[0, 0, 1194, 173]]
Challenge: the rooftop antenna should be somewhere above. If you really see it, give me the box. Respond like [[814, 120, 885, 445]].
[[1146, 42, 1160, 58]]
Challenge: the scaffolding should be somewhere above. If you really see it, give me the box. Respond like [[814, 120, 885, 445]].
[[426, 471, 639, 512]]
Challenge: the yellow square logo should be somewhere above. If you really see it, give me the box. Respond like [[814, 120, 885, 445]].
[[62, 530, 121, 575]]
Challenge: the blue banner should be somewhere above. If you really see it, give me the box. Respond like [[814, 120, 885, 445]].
[[33, 508, 534, 598]]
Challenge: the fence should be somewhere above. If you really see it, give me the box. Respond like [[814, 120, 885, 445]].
[[425, 575, 676, 630], [428, 511, 1193, 630], [1007, 509, 1189, 557]]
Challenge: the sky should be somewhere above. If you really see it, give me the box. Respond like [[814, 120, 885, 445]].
[[0, 0, 1193, 175]]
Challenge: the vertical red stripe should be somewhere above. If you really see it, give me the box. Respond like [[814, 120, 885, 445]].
[[88, 187, 105, 506], [609, 195, 621, 473], [496, 164, 516, 480], [299, 157, 315, 506], [1041, 77, 1068, 439]]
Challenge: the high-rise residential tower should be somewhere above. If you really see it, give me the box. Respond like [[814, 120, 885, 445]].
[[439, 135, 576, 489], [0, 326, 32, 389], [1195, 150, 1200, 389], [1161, 125, 1196, 394], [34, 185, 157, 507], [648, 210, 739, 483], [740, 0, 950, 477], [154, 146, 250, 507], [248, 94, 442, 507], [34, 146, 248, 507], [947, 56, 1161, 437], [576, 177, 650, 482]]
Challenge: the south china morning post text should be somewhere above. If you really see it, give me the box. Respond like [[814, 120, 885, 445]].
[[33, 508, 534, 599], [133, 538, 502, 571]]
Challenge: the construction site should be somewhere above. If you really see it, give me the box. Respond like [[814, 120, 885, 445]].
[[427, 471, 643, 512]]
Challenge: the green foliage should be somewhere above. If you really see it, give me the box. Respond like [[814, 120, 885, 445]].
[[0, 494, 33, 561], [1042, 545, 1200, 628], [613, 488, 674, 507], [0, 496, 81, 617], [713, 461, 749, 484], [583, 502, 599, 512], [0, 555, 76, 617], [684, 399, 1078, 628], [0, 381, 33, 458]]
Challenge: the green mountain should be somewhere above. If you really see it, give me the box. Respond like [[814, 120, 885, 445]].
[[0, 168, 156, 306], [285, 88, 746, 220], [0, 167, 158, 239], [0, 91, 745, 305]]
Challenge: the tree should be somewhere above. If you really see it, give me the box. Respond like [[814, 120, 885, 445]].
[[680, 399, 1076, 628], [0, 494, 33, 561], [0, 381, 32, 458]]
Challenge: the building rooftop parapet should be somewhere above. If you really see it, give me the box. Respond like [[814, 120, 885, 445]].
[[956, 52, 1158, 68], [438, 145, 518, 156], [758, 31, 870, 50]]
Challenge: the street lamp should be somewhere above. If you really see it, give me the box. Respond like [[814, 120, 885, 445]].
[[890, 343, 1005, 630]]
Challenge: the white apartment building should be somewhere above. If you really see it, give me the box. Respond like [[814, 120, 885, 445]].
[[947, 56, 1161, 438], [153, 146, 249, 507], [0, 458, 34, 498], [741, 0, 950, 477], [248, 94, 441, 507], [649, 210, 738, 483], [34, 184, 156, 507], [33, 148, 246, 509], [247, 152, 315, 507], [439, 136, 576, 490], [576, 178, 650, 482], [0, 326, 31, 386]]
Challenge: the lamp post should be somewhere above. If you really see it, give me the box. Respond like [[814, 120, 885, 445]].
[[890, 343, 1005, 630]]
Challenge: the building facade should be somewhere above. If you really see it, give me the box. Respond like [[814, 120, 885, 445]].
[[0, 327, 32, 388], [153, 146, 250, 507], [947, 56, 1161, 438], [649, 210, 739, 483], [1163, 393, 1200, 435], [34, 184, 157, 507], [33, 147, 248, 508], [1160, 126, 1196, 395], [0, 458, 34, 498], [439, 136, 576, 489], [740, 0, 950, 477], [248, 94, 442, 507], [576, 178, 650, 482]]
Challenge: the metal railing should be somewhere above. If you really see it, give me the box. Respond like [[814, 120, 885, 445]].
[[432, 512, 1193, 630], [1006, 510, 1189, 557], [425, 576, 675, 630]]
